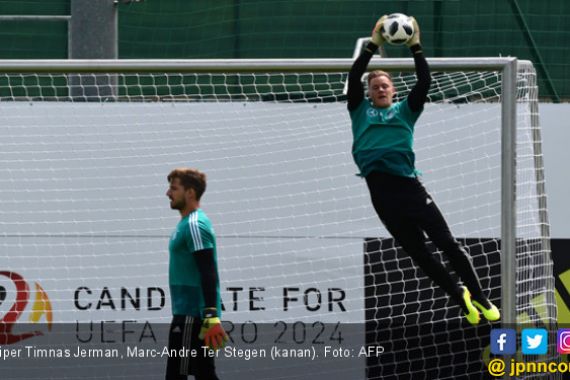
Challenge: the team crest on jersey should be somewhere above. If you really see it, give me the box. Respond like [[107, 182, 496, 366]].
[[367, 108, 378, 117], [386, 109, 395, 120]]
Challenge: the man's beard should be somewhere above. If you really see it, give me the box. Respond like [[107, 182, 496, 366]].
[[170, 199, 184, 210]]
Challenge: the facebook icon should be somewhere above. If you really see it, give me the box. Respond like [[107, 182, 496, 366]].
[[491, 329, 516, 355]]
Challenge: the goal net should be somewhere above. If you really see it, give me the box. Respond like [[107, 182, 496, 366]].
[[0, 59, 555, 379]]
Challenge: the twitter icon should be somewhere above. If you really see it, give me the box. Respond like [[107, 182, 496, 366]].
[[522, 328, 548, 355]]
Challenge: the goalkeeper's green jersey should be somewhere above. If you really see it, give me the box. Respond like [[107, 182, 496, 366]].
[[168, 208, 221, 317], [349, 97, 422, 178]]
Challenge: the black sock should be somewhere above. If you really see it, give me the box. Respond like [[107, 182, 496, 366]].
[[455, 287, 470, 314]]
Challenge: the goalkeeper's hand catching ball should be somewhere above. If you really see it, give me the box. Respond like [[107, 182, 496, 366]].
[[405, 16, 421, 47], [199, 308, 229, 350], [371, 15, 387, 47]]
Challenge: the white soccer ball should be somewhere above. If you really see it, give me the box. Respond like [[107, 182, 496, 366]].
[[381, 13, 414, 45]]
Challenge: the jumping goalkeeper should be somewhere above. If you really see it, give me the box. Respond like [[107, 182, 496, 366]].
[[347, 16, 500, 325]]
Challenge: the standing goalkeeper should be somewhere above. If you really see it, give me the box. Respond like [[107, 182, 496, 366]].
[[347, 16, 500, 325], [165, 168, 227, 380]]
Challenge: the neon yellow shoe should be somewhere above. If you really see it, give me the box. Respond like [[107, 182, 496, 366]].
[[472, 299, 501, 322], [461, 286, 480, 325]]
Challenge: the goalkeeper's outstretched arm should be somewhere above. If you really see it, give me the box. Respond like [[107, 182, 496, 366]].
[[347, 44, 375, 111], [406, 17, 432, 113], [347, 16, 387, 112]]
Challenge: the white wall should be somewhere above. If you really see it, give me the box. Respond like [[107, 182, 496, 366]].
[[539, 104, 570, 238]]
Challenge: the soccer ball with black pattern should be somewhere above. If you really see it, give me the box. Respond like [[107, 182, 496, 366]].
[[380, 13, 414, 46]]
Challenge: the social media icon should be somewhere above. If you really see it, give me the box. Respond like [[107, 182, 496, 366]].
[[491, 329, 516, 355], [522, 328, 548, 355], [557, 329, 570, 354]]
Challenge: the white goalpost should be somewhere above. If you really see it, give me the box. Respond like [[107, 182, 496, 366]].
[[0, 58, 556, 379]]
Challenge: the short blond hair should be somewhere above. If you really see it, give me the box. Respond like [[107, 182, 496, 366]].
[[367, 70, 392, 85]]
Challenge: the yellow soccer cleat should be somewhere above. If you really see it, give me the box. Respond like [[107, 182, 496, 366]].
[[461, 286, 481, 326], [472, 299, 501, 322]]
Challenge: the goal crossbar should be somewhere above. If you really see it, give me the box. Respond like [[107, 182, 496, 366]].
[[0, 57, 524, 73]]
